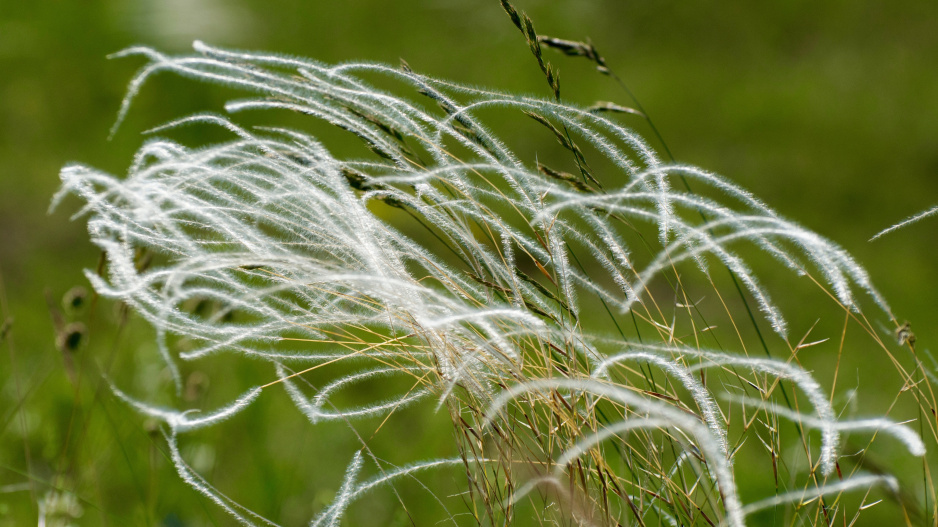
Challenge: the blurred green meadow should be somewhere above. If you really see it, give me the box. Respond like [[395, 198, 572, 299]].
[[2, 0, 937, 525]]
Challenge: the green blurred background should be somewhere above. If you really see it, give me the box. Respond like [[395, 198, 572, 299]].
[[2, 0, 937, 525]]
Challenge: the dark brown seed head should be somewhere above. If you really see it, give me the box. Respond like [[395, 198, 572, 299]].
[[57, 322, 87, 353], [62, 286, 89, 314], [896, 321, 916, 347]]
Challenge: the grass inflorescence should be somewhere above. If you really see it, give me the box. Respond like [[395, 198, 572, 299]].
[[53, 4, 936, 525]]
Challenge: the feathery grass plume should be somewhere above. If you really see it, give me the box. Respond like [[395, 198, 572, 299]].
[[310, 458, 469, 527], [312, 450, 364, 527], [726, 394, 925, 458], [739, 474, 899, 518], [871, 204, 938, 241], [53, 37, 931, 525]]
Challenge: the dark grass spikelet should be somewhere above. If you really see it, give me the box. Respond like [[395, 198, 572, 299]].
[[537, 36, 609, 75], [587, 101, 645, 118], [499, 0, 560, 99], [341, 167, 377, 192], [524, 111, 598, 186], [536, 162, 591, 192]]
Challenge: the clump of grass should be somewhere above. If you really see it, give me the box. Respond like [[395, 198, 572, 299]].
[[53, 5, 935, 525]]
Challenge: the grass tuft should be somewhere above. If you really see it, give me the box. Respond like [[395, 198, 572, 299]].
[[52, 11, 936, 526]]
